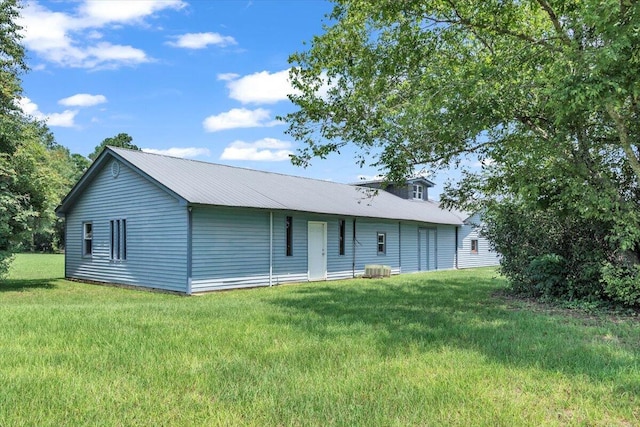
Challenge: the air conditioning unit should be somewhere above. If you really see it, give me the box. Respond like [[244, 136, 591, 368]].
[[363, 264, 391, 278]]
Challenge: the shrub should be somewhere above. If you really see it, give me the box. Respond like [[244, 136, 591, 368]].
[[601, 262, 640, 307]]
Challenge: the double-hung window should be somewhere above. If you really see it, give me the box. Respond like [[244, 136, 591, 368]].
[[412, 184, 423, 200], [110, 219, 127, 261], [377, 232, 386, 255]]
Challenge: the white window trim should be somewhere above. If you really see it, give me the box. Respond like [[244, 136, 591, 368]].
[[377, 232, 386, 255], [412, 184, 423, 200]]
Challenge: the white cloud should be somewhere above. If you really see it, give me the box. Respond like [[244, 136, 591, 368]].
[[220, 138, 294, 162], [59, 93, 107, 107], [202, 108, 280, 132], [142, 147, 211, 158], [167, 32, 237, 49], [78, 0, 185, 26], [46, 110, 79, 127], [217, 73, 240, 81], [18, 0, 185, 69], [17, 97, 77, 127], [223, 69, 296, 104]]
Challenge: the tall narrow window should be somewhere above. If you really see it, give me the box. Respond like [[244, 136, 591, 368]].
[[412, 184, 423, 200], [471, 239, 478, 254], [338, 219, 346, 255], [285, 216, 293, 256], [377, 232, 386, 255], [110, 219, 127, 261], [83, 222, 93, 257]]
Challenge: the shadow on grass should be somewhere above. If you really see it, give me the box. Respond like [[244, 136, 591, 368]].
[[0, 279, 57, 292], [269, 273, 640, 386]]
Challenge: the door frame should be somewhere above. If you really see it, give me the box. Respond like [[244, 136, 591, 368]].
[[418, 227, 438, 271], [308, 221, 327, 281]]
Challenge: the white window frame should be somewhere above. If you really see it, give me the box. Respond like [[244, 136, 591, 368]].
[[377, 232, 386, 255], [82, 222, 93, 257], [412, 184, 423, 200]]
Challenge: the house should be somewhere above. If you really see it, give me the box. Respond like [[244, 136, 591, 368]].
[[56, 147, 495, 294]]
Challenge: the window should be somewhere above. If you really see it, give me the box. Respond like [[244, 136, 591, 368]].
[[286, 216, 293, 256], [110, 219, 127, 261], [412, 184, 423, 200], [339, 219, 346, 255], [471, 239, 478, 254], [377, 232, 386, 255], [83, 222, 93, 257]]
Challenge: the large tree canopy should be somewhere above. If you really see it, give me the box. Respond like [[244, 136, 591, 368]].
[[286, 0, 640, 185], [285, 0, 640, 306]]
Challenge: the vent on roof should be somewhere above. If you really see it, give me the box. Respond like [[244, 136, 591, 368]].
[[363, 265, 391, 278]]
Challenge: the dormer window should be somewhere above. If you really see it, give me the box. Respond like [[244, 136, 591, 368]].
[[412, 184, 424, 200]]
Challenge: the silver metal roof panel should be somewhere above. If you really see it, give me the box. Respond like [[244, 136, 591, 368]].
[[103, 147, 463, 225]]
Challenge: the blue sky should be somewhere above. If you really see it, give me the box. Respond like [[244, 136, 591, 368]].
[[18, 0, 467, 196]]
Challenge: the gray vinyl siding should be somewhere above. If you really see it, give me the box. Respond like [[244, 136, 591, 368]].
[[271, 211, 309, 284], [400, 222, 419, 273], [458, 213, 500, 268], [65, 159, 188, 292], [191, 206, 271, 291], [436, 225, 457, 270], [326, 217, 354, 280], [353, 219, 401, 276]]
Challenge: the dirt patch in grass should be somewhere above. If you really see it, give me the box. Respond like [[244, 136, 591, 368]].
[[493, 289, 640, 324]]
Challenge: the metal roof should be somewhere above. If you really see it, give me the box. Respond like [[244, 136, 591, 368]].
[[58, 147, 463, 225]]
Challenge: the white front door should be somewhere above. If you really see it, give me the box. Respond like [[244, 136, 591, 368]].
[[308, 221, 327, 281]]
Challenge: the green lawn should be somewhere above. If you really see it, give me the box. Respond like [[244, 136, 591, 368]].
[[1, 254, 639, 426]]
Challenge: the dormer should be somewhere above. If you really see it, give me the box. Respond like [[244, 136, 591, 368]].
[[354, 176, 435, 201]]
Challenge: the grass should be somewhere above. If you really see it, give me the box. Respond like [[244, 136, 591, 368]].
[[1, 254, 639, 426]]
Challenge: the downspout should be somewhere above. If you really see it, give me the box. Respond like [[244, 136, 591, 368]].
[[398, 222, 402, 273], [455, 226, 459, 269], [352, 218, 357, 278], [187, 206, 193, 295], [269, 211, 273, 286], [63, 213, 68, 279]]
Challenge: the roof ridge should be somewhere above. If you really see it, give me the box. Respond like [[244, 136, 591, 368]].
[[109, 146, 376, 189]]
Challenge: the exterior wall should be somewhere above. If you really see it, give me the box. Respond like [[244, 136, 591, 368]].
[[190, 206, 460, 292], [457, 213, 501, 268], [436, 225, 457, 270], [64, 159, 189, 292], [191, 208, 358, 291], [191, 206, 271, 291], [353, 219, 401, 276]]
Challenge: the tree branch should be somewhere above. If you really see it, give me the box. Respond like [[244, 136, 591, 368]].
[[535, 0, 572, 45], [607, 103, 640, 184], [515, 114, 551, 140]]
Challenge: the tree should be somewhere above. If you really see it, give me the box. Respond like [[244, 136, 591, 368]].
[[88, 133, 139, 161], [0, 0, 37, 275], [284, 0, 640, 306], [286, 1, 640, 183]]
